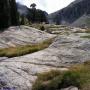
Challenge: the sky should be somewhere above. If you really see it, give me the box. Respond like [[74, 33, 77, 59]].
[[16, 0, 75, 14]]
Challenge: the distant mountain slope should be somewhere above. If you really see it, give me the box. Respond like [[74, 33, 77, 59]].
[[16, 3, 29, 16], [49, 0, 90, 27], [71, 14, 90, 27]]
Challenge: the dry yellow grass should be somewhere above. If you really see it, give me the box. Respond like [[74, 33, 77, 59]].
[[0, 38, 54, 58], [32, 61, 90, 90]]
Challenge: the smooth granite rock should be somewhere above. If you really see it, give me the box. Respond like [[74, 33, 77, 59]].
[[0, 25, 55, 48], [0, 26, 90, 90]]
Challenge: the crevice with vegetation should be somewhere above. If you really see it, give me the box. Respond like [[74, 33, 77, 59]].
[[0, 38, 54, 58]]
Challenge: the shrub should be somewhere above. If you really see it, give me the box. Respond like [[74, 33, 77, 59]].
[[32, 70, 63, 90], [32, 81, 45, 90], [32, 70, 81, 90], [37, 70, 61, 81], [45, 75, 63, 90], [40, 26, 45, 31], [60, 71, 80, 88]]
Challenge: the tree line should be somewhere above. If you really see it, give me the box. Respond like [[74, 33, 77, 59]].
[[0, 1, 48, 29], [0, 0, 19, 29], [20, 3, 48, 25]]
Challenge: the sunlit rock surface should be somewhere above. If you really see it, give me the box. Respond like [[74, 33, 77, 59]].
[[0, 25, 90, 90], [0, 25, 54, 48]]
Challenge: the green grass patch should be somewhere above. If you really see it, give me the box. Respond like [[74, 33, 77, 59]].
[[80, 35, 90, 38], [32, 70, 80, 90], [0, 38, 54, 58], [32, 61, 90, 90], [70, 61, 90, 90]]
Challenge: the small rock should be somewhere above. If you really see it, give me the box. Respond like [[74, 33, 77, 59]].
[[61, 86, 79, 90], [0, 57, 8, 61]]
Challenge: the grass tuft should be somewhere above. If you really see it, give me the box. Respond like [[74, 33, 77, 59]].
[[0, 38, 54, 58], [80, 35, 90, 38], [32, 70, 80, 90]]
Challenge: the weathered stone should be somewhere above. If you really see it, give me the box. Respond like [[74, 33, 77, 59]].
[[0, 26, 55, 48], [0, 26, 90, 90], [61, 86, 78, 90]]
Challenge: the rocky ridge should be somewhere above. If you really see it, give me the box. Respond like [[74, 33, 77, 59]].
[[0, 26, 54, 48], [49, 0, 90, 27]]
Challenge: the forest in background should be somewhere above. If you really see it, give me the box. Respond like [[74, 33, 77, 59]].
[[0, 0, 48, 29]]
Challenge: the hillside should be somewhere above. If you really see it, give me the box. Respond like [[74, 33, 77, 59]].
[[49, 0, 90, 27]]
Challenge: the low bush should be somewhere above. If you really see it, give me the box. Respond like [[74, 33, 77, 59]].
[[32, 70, 81, 90], [40, 26, 45, 31], [60, 71, 80, 88]]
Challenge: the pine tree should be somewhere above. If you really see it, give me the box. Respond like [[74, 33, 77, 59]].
[[0, 0, 11, 29], [9, 0, 19, 26], [0, 0, 19, 29]]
